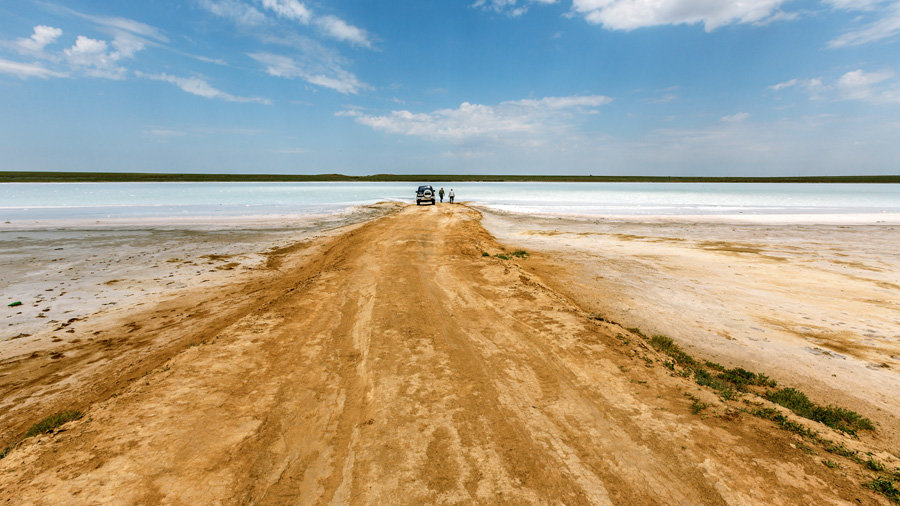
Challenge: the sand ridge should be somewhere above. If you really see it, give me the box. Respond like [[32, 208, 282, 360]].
[[0, 204, 893, 504]]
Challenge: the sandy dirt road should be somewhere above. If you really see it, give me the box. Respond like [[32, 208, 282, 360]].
[[0, 205, 893, 504]]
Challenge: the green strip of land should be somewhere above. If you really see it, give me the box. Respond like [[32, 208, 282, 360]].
[[1, 171, 898, 183]]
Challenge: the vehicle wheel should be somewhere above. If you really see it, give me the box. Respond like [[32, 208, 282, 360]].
[[431, 200, 435, 205]]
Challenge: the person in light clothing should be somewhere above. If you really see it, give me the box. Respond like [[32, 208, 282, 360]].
[[448, 189, 455, 203]]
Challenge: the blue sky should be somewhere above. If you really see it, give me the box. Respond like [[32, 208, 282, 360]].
[[1, 0, 899, 175]]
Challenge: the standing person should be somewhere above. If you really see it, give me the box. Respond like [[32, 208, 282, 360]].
[[439, 187, 445, 203], [449, 188, 455, 204]]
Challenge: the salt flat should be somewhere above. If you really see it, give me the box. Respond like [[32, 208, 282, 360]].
[[481, 208, 900, 441]]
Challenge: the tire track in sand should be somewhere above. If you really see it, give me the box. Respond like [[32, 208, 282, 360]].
[[0, 204, 889, 505]]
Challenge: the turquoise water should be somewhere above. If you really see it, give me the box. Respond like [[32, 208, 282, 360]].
[[1, 182, 899, 220]]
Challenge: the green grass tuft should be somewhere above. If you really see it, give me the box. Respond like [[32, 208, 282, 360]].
[[510, 250, 529, 258], [0, 410, 84, 460], [24, 410, 83, 438], [823, 459, 841, 469], [751, 407, 819, 439], [482, 251, 490, 257], [765, 388, 874, 435], [867, 459, 887, 472], [864, 475, 899, 503], [650, 335, 697, 366], [716, 367, 777, 390], [704, 360, 725, 371], [691, 400, 709, 414], [822, 440, 858, 459]]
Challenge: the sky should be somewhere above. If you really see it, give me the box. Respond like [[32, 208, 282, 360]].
[[1, 0, 899, 176]]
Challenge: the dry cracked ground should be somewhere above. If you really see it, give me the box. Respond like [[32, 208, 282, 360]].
[[0, 204, 897, 504]]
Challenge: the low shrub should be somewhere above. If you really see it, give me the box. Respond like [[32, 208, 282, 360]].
[[765, 388, 874, 435], [24, 410, 83, 438]]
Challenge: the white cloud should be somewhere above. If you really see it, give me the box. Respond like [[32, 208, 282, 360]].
[[836, 69, 896, 101], [259, 0, 312, 23], [14, 25, 63, 54], [571, 0, 788, 31], [200, 0, 373, 47], [769, 78, 799, 90], [0, 57, 66, 79], [721, 112, 750, 122], [136, 71, 271, 103], [824, 0, 883, 8], [473, 0, 558, 17], [770, 77, 827, 99], [249, 49, 368, 94], [338, 94, 611, 142], [315, 15, 373, 48], [198, 0, 266, 25], [772, 69, 900, 104], [507, 95, 613, 108], [57, 6, 169, 43], [3, 18, 150, 80], [41, 4, 231, 67], [64, 36, 128, 79], [828, 1, 900, 47], [650, 93, 677, 103]]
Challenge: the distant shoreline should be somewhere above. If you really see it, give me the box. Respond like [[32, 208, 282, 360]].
[[1, 171, 899, 184]]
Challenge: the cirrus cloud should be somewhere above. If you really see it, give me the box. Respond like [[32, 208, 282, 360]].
[[0, 57, 67, 79], [248, 49, 368, 94], [136, 71, 271, 103]]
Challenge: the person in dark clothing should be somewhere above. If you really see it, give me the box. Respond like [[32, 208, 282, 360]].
[[439, 187, 445, 202]]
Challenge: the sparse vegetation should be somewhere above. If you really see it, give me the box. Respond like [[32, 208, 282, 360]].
[[650, 335, 697, 366], [482, 252, 490, 257], [751, 407, 819, 439], [493, 254, 510, 260], [704, 360, 725, 371], [0, 410, 83, 460], [765, 388, 874, 435], [24, 410, 83, 438], [865, 475, 900, 503], [867, 458, 887, 472], [822, 440, 858, 460], [691, 400, 709, 414], [796, 441, 814, 454], [823, 459, 841, 469], [624, 326, 887, 500], [511, 250, 529, 258]]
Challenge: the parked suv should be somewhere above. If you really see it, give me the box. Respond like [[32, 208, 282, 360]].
[[416, 185, 436, 205]]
